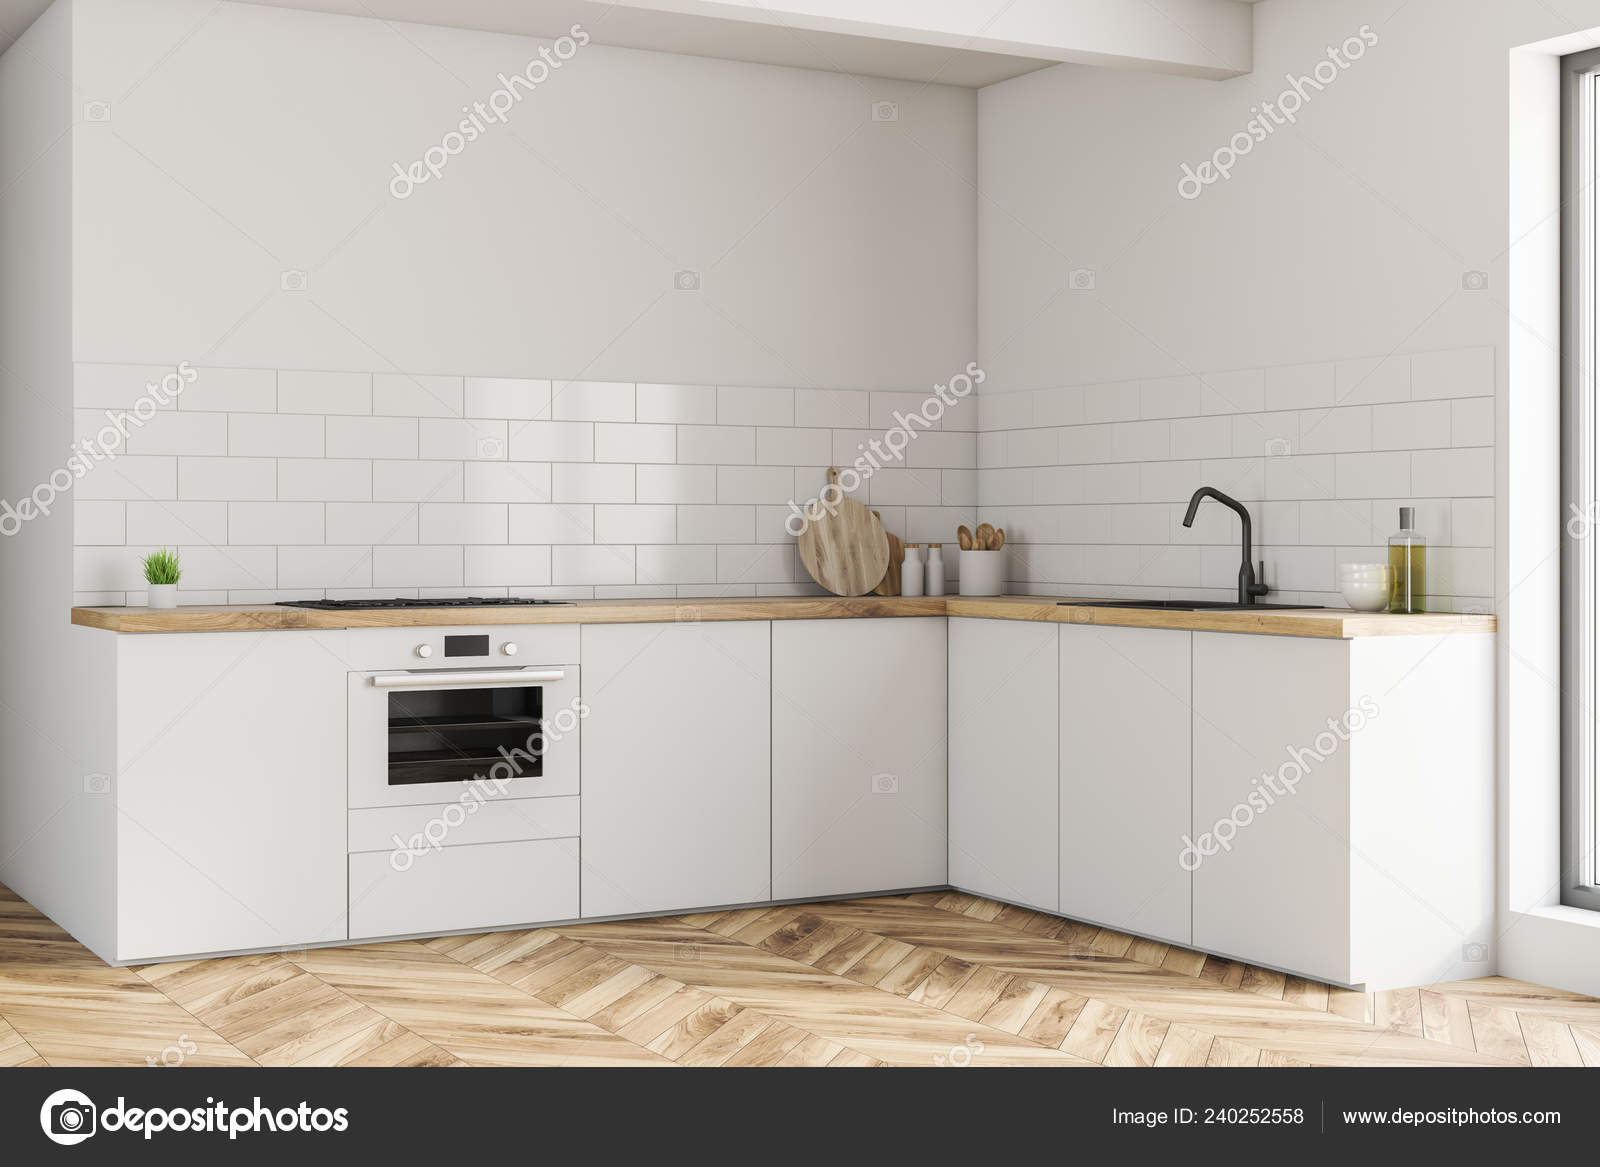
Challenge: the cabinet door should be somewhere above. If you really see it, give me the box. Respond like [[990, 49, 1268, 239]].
[[581, 621, 770, 917], [1060, 624, 1192, 943], [1191, 632, 1352, 983], [947, 618, 1058, 911], [116, 631, 349, 960], [772, 618, 947, 900]]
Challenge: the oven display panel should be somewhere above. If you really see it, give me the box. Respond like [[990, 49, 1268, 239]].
[[443, 634, 490, 658]]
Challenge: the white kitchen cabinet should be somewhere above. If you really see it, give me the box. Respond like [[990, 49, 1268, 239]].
[[1059, 624, 1192, 945], [115, 631, 349, 961], [947, 617, 1059, 911], [1191, 631, 1494, 990], [580, 621, 771, 917], [771, 617, 947, 900]]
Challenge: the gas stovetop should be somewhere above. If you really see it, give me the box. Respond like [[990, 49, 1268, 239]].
[[276, 597, 575, 611]]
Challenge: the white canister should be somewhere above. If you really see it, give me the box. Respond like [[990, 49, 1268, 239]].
[[900, 543, 924, 597], [958, 549, 1005, 596], [926, 544, 945, 596], [146, 584, 178, 609]]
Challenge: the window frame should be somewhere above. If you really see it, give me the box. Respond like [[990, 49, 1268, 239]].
[[1562, 47, 1600, 911]]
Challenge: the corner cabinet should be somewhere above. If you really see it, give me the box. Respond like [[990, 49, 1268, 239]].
[[771, 617, 948, 900], [579, 620, 771, 917], [1059, 624, 1192, 945], [947, 617, 1059, 911]]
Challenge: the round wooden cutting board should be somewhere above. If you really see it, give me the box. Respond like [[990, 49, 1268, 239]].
[[796, 468, 890, 596]]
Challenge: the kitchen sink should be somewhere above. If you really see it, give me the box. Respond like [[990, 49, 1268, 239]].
[[1059, 600, 1324, 611]]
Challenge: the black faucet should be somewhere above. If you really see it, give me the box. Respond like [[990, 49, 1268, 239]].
[[1182, 487, 1270, 605]]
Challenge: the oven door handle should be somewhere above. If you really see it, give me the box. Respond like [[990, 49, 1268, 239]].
[[371, 668, 566, 689]]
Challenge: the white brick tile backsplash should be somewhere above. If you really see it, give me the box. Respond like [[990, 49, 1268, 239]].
[[1265, 362, 1335, 411], [637, 383, 717, 425], [277, 371, 371, 415], [418, 503, 507, 545], [552, 462, 633, 503], [509, 504, 596, 544], [277, 458, 371, 501], [80, 456, 178, 500], [636, 464, 717, 504], [793, 388, 868, 429], [177, 457, 273, 501], [229, 413, 323, 458], [464, 545, 552, 587], [372, 546, 463, 588], [374, 374, 464, 418], [1412, 447, 1493, 497], [126, 500, 228, 545], [553, 544, 635, 585], [372, 460, 462, 502], [1412, 346, 1493, 400], [229, 502, 324, 544], [326, 502, 418, 545], [179, 367, 278, 413], [75, 501, 125, 544], [69, 348, 1493, 604], [637, 544, 717, 584], [1453, 397, 1494, 447], [464, 461, 552, 503], [509, 420, 594, 463], [126, 411, 229, 456], [552, 380, 633, 422], [595, 422, 676, 464], [465, 378, 551, 420], [718, 465, 795, 505], [756, 426, 832, 466], [1371, 401, 1451, 451], [718, 386, 793, 427], [279, 546, 372, 590], [1297, 406, 1372, 455], [678, 425, 754, 465], [594, 504, 676, 544], [327, 416, 416, 460], [1199, 369, 1266, 415], [420, 418, 506, 461]]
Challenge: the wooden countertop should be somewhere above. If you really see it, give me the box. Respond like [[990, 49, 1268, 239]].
[[71, 595, 1494, 639]]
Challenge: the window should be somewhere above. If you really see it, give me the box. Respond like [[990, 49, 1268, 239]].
[[1564, 48, 1600, 910]]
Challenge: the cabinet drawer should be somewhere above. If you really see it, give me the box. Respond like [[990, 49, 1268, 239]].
[[348, 838, 578, 939], [349, 796, 579, 853]]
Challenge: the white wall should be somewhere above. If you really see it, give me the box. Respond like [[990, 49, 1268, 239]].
[[71, 0, 976, 389], [975, 0, 1600, 993]]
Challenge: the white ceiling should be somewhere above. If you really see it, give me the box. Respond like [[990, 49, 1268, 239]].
[[0, 0, 1256, 85]]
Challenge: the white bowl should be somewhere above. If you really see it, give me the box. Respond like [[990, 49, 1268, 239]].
[[1340, 576, 1394, 612], [1339, 562, 1389, 577]]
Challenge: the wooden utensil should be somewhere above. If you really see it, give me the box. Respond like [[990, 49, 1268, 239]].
[[795, 468, 890, 596], [974, 522, 996, 551], [872, 510, 904, 596], [990, 528, 1005, 550], [957, 525, 974, 551]]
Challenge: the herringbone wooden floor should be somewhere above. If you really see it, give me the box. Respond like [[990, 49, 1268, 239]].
[[2, 882, 1597, 1067]]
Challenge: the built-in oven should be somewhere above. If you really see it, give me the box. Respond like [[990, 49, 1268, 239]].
[[348, 628, 580, 809]]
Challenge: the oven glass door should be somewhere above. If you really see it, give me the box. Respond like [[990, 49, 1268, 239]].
[[386, 684, 543, 785]]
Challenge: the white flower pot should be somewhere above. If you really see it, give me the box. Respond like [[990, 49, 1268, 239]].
[[957, 550, 1005, 596], [146, 584, 178, 609]]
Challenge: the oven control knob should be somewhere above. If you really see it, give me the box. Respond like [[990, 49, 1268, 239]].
[[414, 644, 433, 659], [501, 642, 519, 656]]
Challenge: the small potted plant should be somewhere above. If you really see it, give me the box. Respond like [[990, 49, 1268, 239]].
[[141, 548, 181, 608]]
